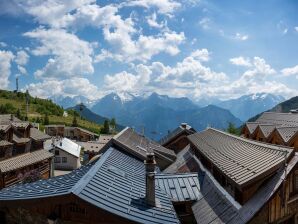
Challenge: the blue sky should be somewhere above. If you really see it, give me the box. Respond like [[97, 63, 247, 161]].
[[0, 0, 298, 101]]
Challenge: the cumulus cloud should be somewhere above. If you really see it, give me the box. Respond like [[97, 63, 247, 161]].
[[295, 27, 298, 32], [147, 12, 166, 29], [199, 17, 211, 29], [121, 0, 181, 15], [0, 50, 14, 89], [25, 77, 102, 100], [24, 28, 94, 78], [230, 56, 251, 67], [190, 49, 210, 62], [281, 65, 298, 76], [0, 42, 7, 48], [233, 33, 248, 41]]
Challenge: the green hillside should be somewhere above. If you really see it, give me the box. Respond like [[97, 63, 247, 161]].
[[0, 90, 102, 134]]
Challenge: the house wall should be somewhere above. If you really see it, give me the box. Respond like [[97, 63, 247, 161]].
[[45, 127, 65, 137], [53, 148, 80, 170], [0, 145, 13, 161], [242, 126, 251, 138], [268, 131, 285, 146], [254, 128, 266, 142]]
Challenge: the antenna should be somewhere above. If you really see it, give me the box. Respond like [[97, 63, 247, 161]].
[[16, 77, 19, 92]]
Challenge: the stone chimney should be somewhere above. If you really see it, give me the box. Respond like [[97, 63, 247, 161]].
[[144, 152, 156, 206], [181, 123, 187, 129]]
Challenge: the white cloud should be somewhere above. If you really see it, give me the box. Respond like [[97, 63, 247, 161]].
[[121, 0, 181, 15], [295, 27, 298, 32], [15, 50, 29, 66], [25, 77, 102, 100], [147, 12, 166, 29], [190, 48, 210, 62], [281, 65, 298, 76], [24, 28, 94, 78], [199, 17, 211, 29], [0, 50, 14, 89], [233, 33, 248, 41], [0, 42, 7, 48], [17, 65, 27, 75], [230, 56, 251, 67]]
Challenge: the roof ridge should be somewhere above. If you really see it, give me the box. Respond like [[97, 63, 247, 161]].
[[208, 128, 293, 153], [71, 147, 114, 195]]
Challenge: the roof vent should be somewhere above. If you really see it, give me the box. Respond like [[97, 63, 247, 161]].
[[181, 123, 187, 129], [144, 152, 156, 207]]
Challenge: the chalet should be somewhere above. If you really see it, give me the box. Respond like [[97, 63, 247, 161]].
[[45, 124, 65, 137], [51, 138, 81, 170], [241, 122, 259, 138], [30, 127, 51, 151], [102, 127, 177, 170], [0, 146, 199, 223], [0, 115, 54, 189], [250, 124, 277, 142], [159, 123, 196, 154], [45, 125, 99, 141], [183, 128, 298, 223], [267, 127, 298, 149], [256, 112, 298, 127]]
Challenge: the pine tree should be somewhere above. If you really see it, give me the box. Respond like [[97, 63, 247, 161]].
[[72, 115, 78, 127], [102, 120, 110, 134], [110, 118, 116, 132], [44, 114, 49, 125], [227, 122, 238, 135]]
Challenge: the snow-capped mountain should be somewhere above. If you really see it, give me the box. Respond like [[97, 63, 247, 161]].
[[215, 93, 285, 121], [50, 95, 97, 109]]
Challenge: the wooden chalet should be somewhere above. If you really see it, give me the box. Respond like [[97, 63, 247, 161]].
[[267, 127, 298, 150], [0, 115, 54, 189], [250, 124, 277, 142], [159, 123, 196, 154], [242, 122, 259, 138], [45, 125, 99, 141]]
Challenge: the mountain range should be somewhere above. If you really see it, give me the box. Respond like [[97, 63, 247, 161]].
[[51, 91, 286, 140]]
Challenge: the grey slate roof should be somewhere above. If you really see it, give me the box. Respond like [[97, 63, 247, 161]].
[[113, 127, 176, 166], [256, 112, 298, 127], [0, 140, 13, 147], [12, 134, 30, 144], [155, 173, 201, 202], [275, 126, 298, 143], [12, 122, 30, 129], [30, 128, 51, 141], [0, 149, 53, 173], [188, 128, 293, 188], [159, 124, 196, 146], [0, 147, 180, 224]]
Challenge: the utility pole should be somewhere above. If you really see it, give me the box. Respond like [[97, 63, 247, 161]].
[[16, 77, 19, 92], [25, 89, 29, 120]]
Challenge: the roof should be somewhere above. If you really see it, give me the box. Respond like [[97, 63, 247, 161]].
[[45, 124, 65, 128], [65, 127, 99, 137], [12, 134, 30, 144], [0, 114, 21, 124], [98, 134, 114, 143], [30, 128, 51, 141], [0, 150, 53, 173], [275, 126, 298, 143], [244, 122, 259, 134], [77, 141, 106, 153], [155, 173, 201, 202], [256, 112, 298, 127], [159, 124, 196, 146], [113, 127, 176, 167], [257, 124, 277, 138], [188, 128, 293, 189], [53, 138, 81, 158], [0, 147, 180, 224], [12, 122, 30, 129], [0, 140, 13, 147], [0, 124, 11, 132]]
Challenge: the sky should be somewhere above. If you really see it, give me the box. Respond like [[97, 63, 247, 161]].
[[0, 0, 298, 102]]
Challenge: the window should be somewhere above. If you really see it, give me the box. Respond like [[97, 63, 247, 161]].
[[55, 150, 59, 156], [54, 157, 61, 163], [62, 157, 67, 163]]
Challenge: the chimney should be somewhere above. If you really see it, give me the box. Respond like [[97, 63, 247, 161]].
[[10, 114, 14, 122], [144, 152, 156, 206], [181, 123, 187, 129]]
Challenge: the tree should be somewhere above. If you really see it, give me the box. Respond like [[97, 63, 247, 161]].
[[16, 108, 21, 119], [102, 120, 110, 134], [72, 115, 78, 127], [44, 114, 49, 125], [110, 118, 116, 132], [227, 122, 238, 135]]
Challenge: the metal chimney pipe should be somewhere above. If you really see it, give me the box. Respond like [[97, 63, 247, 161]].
[[144, 152, 156, 206]]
